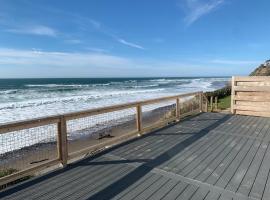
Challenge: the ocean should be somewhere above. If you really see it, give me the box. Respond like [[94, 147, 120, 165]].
[[0, 77, 229, 124], [0, 77, 230, 154]]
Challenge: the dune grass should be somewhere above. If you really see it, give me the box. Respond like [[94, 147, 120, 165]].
[[218, 95, 231, 110]]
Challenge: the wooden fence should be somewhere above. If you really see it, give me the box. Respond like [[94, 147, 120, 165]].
[[0, 91, 207, 187], [231, 76, 270, 117]]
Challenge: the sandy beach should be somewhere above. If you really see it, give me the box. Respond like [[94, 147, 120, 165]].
[[0, 97, 199, 174]]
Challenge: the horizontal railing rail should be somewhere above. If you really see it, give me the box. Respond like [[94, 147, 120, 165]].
[[0, 91, 205, 187]]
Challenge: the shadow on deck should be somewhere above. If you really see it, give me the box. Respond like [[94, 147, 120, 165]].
[[1, 112, 270, 200]]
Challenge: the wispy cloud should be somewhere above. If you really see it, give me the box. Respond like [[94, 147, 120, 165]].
[[0, 48, 257, 77], [117, 38, 145, 50], [64, 39, 82, 44], [181, 0, 225, 25], [0, 48, 129, 67], [85, 47, 109, 53], [210, 59, 260, 65], [6, 25, 57, 37]]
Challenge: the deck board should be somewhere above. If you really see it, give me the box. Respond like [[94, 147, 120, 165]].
[[1, 112, 270, 200]]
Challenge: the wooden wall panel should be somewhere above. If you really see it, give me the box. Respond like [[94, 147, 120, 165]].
[[231, 76, 270, 117]]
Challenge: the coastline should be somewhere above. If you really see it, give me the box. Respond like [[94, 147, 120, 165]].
[[0, 97, 198, 172]]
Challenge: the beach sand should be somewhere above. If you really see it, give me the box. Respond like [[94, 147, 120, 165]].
[[0, 97, 199, 178]]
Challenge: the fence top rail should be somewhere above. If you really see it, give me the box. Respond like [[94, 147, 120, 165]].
[[234, 76, 270, 82], [0, 91, 202, 134]]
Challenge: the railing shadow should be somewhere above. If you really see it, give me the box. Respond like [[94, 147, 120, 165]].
[[0, 113, 232, 199], [86, 114, 232, 200]]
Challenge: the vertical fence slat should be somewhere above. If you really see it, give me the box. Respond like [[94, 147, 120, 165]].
[[199, 92, 203, 112], [215, 96, 218, 110], [205, 95, 208, 112], [210, 96, 213, 112], [57, 116, 68, 167], [176, 98, 180, 119]]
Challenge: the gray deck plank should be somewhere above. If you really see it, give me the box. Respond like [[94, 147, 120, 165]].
[[41, 164, 133, 200], [146, 179, 179, 200], [2, 113, 270, 200], [195, 136, 244, 182], [111, 173, 155, 200], [249, 143, 270, 199], [129, 176, 170, 200], [160, 130, 221, 170], [205, 137, 248, 185], [203, 190, 221, 200], [181, 136, 236, 177], [57, 165, 134, 200], [175, 184, 198, 200], [225, 139, 261, 192], [189, 187, 210, 200], [237, 141, 268, 196], [118, 174, 162, 200], [4, 156, 111, 200], [165, 133, 225, 173], [215, 139, 255, 189], [262, 168, 270, 200], [160, 181, 189, 200]]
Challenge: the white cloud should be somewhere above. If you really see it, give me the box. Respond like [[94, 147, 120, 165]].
[[210, 59, 260, 65], [85, 47, 109, 53], [0, 48, 129, 67], [181, 0, 225, 25], [0, 48, 256, 77], [6, 25, 57, 37], [117, 38, 145, 50], [64, 39, 82, 44]]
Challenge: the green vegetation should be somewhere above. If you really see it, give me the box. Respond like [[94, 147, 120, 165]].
[[205, 85, 231, 99], [0, 168, 32, 190], [0, 168, 17, 178], [218, 95, 231, 110]]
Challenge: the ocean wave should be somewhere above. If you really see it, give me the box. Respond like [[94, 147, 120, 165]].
[[0, 88, 165, 110], [0, 89, 18, 94], [25, 84, 90, 88]]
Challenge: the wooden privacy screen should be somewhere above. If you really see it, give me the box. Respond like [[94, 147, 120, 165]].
[[231, 76, 270, 117]]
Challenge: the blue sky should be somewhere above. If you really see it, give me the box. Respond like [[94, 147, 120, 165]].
[[0, 0, 269, 78]]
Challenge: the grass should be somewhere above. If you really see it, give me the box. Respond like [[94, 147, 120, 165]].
[[218, 95, 231, 110], [0, 169, 17, 178], [0, 168, 32, 190]]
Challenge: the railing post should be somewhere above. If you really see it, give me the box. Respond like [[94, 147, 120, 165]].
[[205, 95, 208, 112], [231, 76, 236, 114], [210, 96, 213, 112], [203, 94, 208, 112], [176, 98, 180, 120], [136, 104, 142, 134], [199, 92, 203, 112], [215, 96, 218, 110], [57, 116, 68, 167]]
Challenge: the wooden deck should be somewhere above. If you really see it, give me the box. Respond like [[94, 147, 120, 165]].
[[1, 112, 270, 200]]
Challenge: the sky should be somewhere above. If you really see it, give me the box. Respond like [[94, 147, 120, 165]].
[[0, 0, 269, 78]]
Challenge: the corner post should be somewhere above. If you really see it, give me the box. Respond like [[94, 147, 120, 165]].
[[231, 76, 236, 114], [136, 104, 142, 134], [57, 116, 68, 167]]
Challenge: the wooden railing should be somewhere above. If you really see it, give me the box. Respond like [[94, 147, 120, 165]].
[[231, 76, 270, 117], [0, 91, 206, 187]]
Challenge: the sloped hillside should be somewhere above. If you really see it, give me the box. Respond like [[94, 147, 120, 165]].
[[250, 60, 270, 76]]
